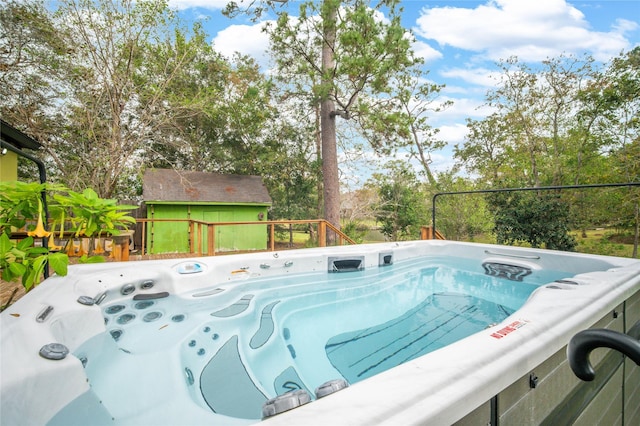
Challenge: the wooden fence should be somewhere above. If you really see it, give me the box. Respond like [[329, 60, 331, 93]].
[[135, 218, 357, 258]]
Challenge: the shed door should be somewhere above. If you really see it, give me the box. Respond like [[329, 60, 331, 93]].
[[202, 208, 236, 252]]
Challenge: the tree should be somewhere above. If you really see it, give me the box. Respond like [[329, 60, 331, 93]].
[[1, 0, 324, 223], [357, 67, 450, 186], [453, 53, 639, 253], [265, 0, 421, 240], [1, 0, 218, 199], [455, 113, 512, 185], [458, 55, 599, 188], [581, 48, 640, 256], [490, 191, 577, 251], [52, 0, 215, 198], [0, 0, 70, 170], [370, 161, 428, 241], [432, 172, 493, 241]]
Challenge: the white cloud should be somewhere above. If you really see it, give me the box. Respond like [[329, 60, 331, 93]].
[[414, 0, 634, 62], [430, 151, 457, 174], [435, 97, 493, 121], [437, 123, 468, 145], [212, 22, 272, 66], [412, 40, 443, 63], [613, 18, 639, 34], [168, 0, 228, 10], [439, 67, 497, 87]]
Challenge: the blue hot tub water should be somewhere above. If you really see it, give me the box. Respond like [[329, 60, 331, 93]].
[[66, 256, 566, 422]]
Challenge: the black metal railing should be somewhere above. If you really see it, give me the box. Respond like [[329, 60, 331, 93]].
[[431, 182, 640, 239]]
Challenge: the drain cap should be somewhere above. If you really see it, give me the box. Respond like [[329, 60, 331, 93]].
[[315, 378, 349, 399], [39, 343, 69, 360], [262, 390, 311, 419]]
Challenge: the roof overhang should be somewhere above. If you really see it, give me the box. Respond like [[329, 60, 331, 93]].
[[1, 119, 42, 150]]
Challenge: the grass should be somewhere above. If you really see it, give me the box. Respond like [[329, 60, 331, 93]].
[[572, 229, 636, 258]]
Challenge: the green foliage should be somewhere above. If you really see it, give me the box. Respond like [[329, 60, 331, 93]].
[[0, 181, 135, 291], [454, 49, 639, 256], [433, 173, 493, 241], [371, 162, 428, 241], [53, 188, 136, 238], [0, 181, 45, 233], [341, 220, 367, 244], [574, 231, 634, 258], [0, 232, 68, 291], [490, 192, 577, 251], [267, 0, 427, 229], [0, 0, 442, 228]]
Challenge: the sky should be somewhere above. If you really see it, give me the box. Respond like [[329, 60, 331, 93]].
[[166, 0, 639, 186]]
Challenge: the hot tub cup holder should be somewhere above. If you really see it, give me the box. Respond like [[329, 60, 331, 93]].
[[314, 378, 349, 398], [567, 329, 640, 381], [262, 389, 311, 419]]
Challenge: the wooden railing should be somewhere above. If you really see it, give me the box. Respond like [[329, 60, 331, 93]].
[[420, 226, 446, 240], [135, 218, 357, 257]]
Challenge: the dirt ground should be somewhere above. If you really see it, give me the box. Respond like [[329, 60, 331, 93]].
[[0, 279, 25, 310]]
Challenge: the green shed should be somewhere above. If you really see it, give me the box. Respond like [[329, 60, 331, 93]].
[[143, 169, 272, 254]]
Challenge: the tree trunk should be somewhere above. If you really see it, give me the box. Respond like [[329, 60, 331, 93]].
[[320, 0, 340, 244], [315, 103, 323, 218]]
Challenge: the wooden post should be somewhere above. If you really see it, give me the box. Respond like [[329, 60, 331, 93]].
[[269, 223, 275, 251], [197, 223, 203, 255], [420, 226, 444, 240], [111, 233, 130, 261], [141, 221, 146, 256], [421, 226, 429, 240], [208, 224, 215, 256], [289, 223, 293, 248], [189, 221, 195, 254], [120, 237, 129, 261], [318, 221, 326, 247]]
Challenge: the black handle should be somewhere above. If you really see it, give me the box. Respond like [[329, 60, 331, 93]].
[[567, 329, 640, 381]]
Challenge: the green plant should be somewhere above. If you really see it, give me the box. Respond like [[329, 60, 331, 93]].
[[0, 234, 68, 291], [490, 192, 577, 251], [52, 188, 136, 255], [53, 188, 136, 239], [341, 220, 367, 244], [0, 181, 61, 233], [0, 182, 136, 292], [0, 182, 69, 290]]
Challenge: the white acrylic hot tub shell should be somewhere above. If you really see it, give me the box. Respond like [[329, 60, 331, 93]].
[[1, 241, 639, 425], [264, 264, 640, 425]]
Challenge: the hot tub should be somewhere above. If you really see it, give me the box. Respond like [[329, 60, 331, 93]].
[[2, 241, 639, 425]]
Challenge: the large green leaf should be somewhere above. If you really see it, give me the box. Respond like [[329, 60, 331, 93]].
[[16, 236, 35, 251], [8, 261, 26, 279], [24, 255, 47, 291], [48, 252, 69, 276], [0, 233, 12, 256]]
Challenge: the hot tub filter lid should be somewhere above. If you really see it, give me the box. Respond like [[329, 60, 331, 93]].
[[262, 389, 311, 419], [39, 343, 69, 360]]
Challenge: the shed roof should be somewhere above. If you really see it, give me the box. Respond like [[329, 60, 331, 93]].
[[1, 119, 42, 150], [143, 169, 272, 205]]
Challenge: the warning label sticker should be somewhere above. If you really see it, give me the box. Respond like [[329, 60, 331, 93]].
[[490, 319, 530, 339]]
